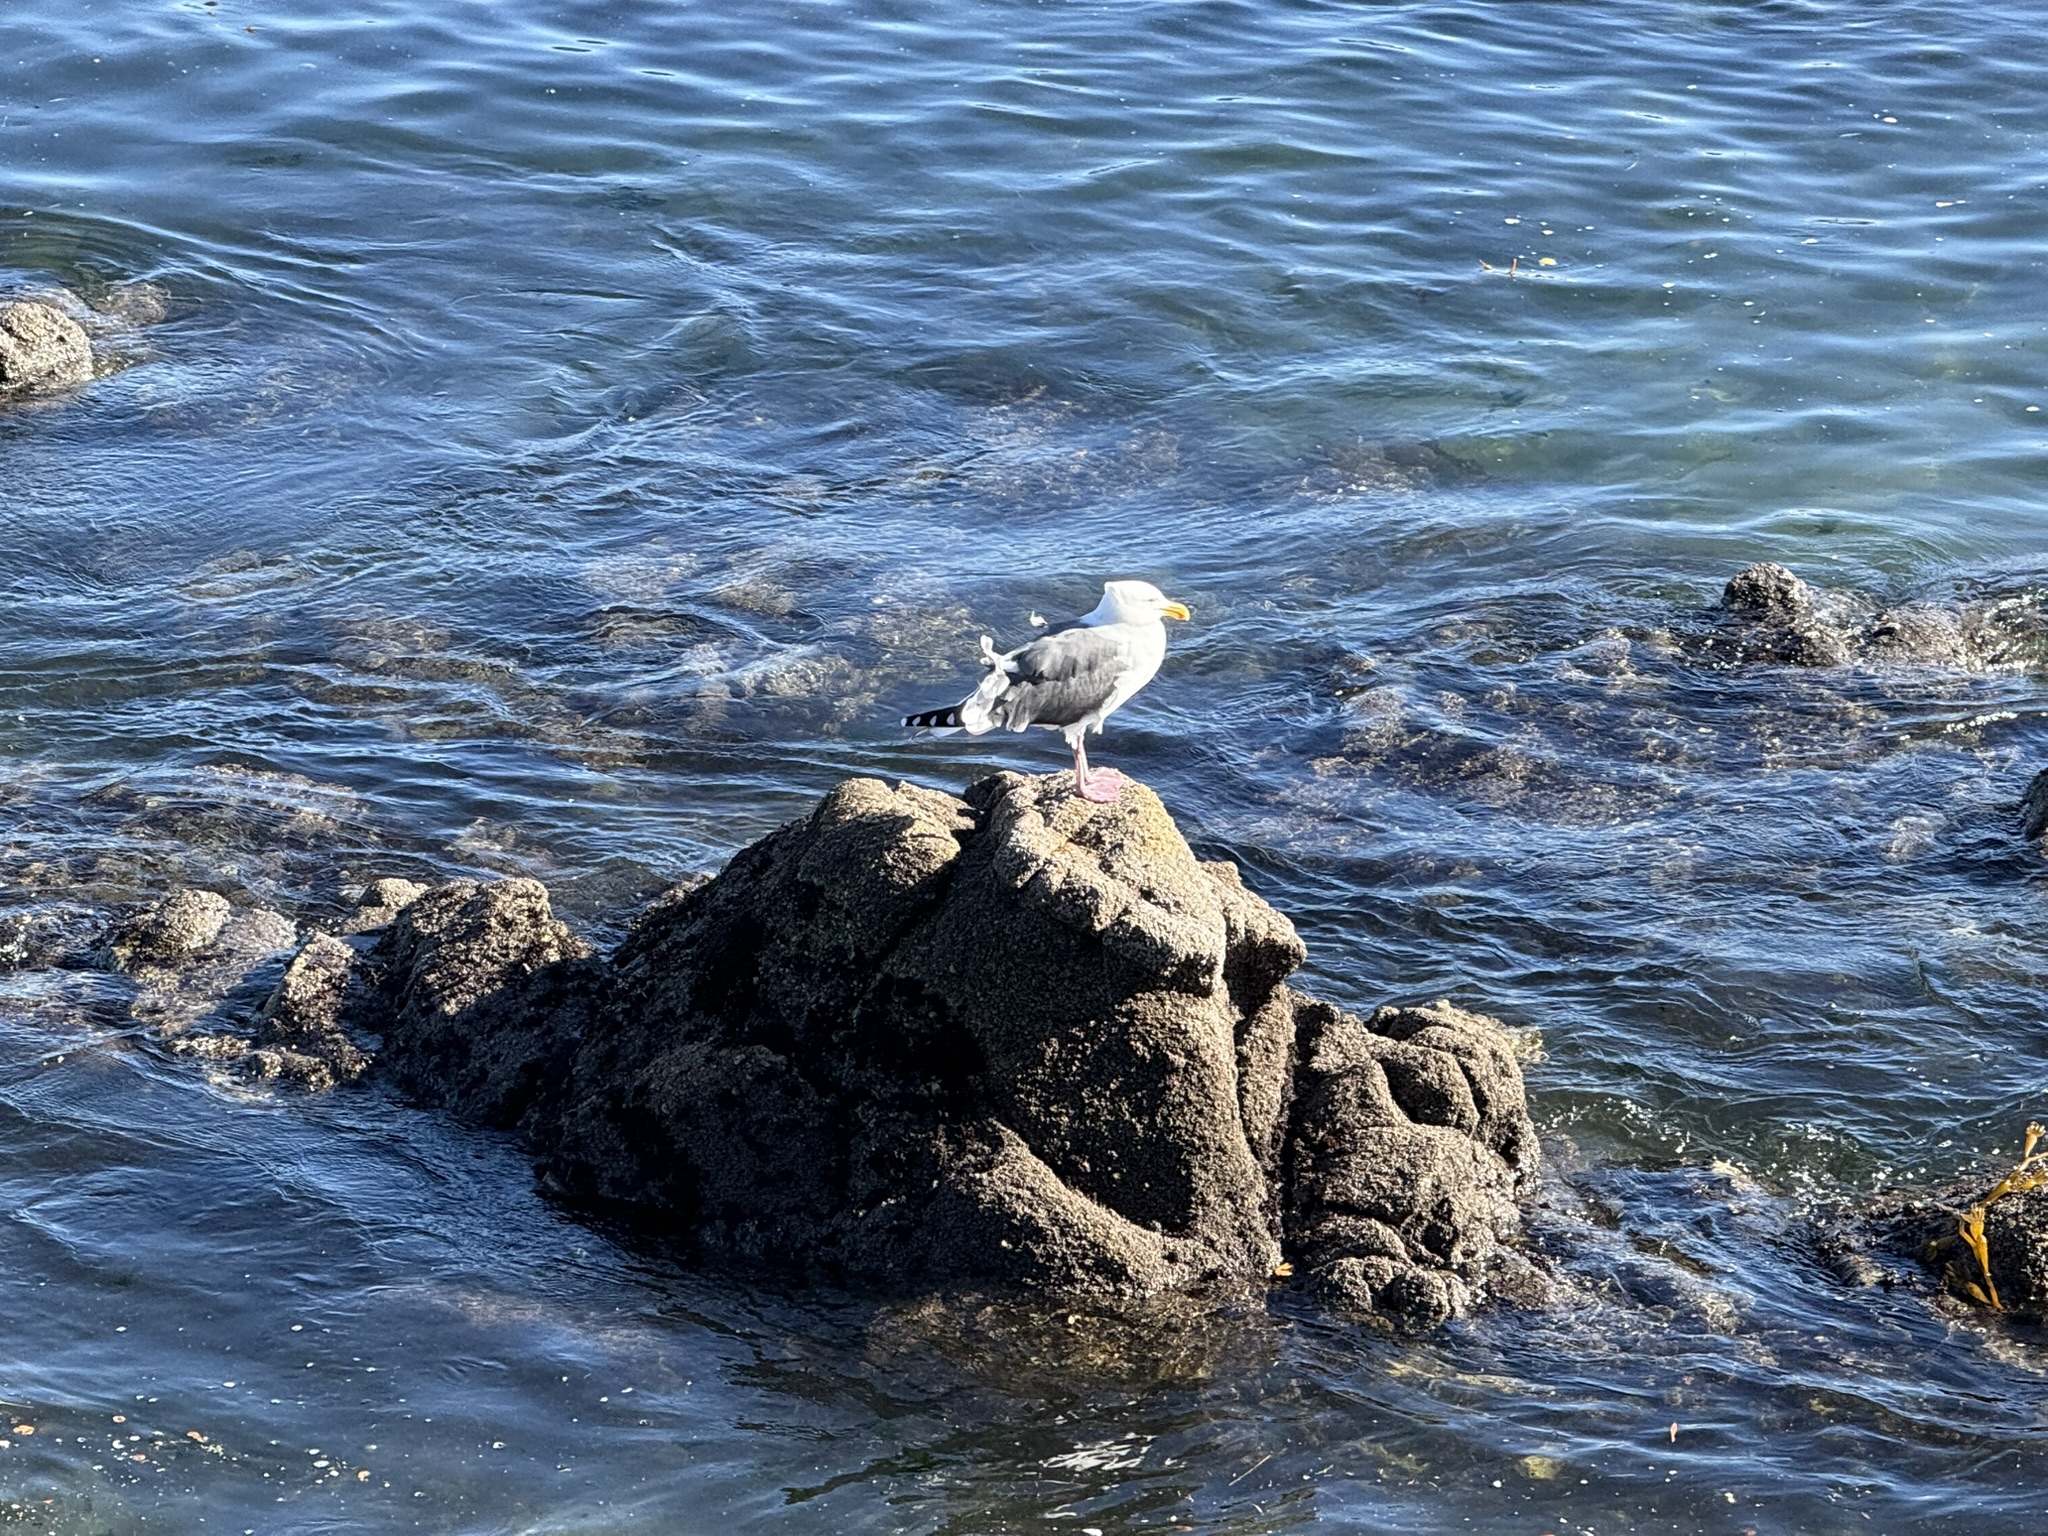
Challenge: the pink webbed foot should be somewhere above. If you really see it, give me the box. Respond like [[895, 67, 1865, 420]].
[[1075, 768, 1125, 803]]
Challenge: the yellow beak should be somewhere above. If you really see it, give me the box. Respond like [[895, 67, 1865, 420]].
[[1161, 600, 1191, 622]]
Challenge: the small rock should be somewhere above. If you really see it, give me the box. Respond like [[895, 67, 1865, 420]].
[[1721, 562, 1811, 618], [252, 933, 372, 1087], [364, 876, 427, 910], [109, 889, 232, 970], [217, 907, 297, 959], [1976, 1184, 2048, 1316], [376, 878, 596, 1127], [1715, 562, 1854, 666], [1285, 998, 1538, 1325], [0, 300, 93, 394], [340, 876, 429, 934], [91, 281, 168, 327], [1832, 1143, 2048, 1320]]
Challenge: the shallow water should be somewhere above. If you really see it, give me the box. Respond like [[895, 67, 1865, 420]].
[[4, 0, 2048, 1528]]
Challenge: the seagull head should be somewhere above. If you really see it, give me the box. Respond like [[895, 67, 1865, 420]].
[[1095, 579, 1192, 625]]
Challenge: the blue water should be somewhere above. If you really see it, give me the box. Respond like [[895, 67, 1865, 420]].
[[4, 0, 2047, 1529]]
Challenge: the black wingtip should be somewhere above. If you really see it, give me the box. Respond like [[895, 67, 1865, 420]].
[[905, 705, 964, 730]]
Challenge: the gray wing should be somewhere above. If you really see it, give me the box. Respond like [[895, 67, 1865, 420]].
[[988, 624, 1134, 730]]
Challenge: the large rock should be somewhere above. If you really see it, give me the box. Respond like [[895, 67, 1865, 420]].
[[363, 773, 1543, 1324], [0, 300, 93, 394]]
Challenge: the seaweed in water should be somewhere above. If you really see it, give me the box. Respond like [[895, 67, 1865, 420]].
[[1954, 1121, 2047, 1311]]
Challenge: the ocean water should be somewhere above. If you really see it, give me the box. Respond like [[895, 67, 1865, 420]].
[[3, 0, 2047, 1529]]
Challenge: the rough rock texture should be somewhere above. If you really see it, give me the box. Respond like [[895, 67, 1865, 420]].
[[1707, 561, 2038, 670], [109, 889, 234, 969], [99, 890, 301, 1041], [1286, 999, 1541, 1325], [1976, 1185, 2048, 1315], [0, 300, 93, 394], [1836, 1175, 2048, 1322], [364, 773, 1543, 1323], [375, 877, 600, 1129], [246, 932, 373, 1089], [0, 905, 105, 971], [150, 877, 436, 1088], [339, 876, 428, 935], [1715, 562, 1857, 667]]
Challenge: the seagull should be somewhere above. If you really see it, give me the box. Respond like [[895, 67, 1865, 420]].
[[903, 579, 1192, 802]]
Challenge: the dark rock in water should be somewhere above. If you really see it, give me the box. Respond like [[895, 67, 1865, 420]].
[[90, 280, 168, 329], [109, 889, 234, 969], [1828, 1131, 2048, 1321], [1979, 1184, 2048, 1315], [376, 877, 599, 1129], [1722, 561, 1811, 619], [247, 933, 374, 1090], [1714, 562, 1855, 666], [0, 905, 106, 970], [2020, 768, 2048, 844], [1861, 602, 1972, 666], [1706, 561, 2045, 671], [546, 773, 1282, 1295], [169, 874, 438, 1089], [1287, 999, 1540, 1326], [0, 300, 93, 394], [359, 773, 1542, 1325]]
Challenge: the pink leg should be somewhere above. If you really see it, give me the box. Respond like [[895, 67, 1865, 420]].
[[1071, 735, 1123, 803]]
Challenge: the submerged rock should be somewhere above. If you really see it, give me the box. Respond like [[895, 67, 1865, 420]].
[[0, 283, 167, 402], [352, 773, 1542, 1325], [0, 905, 106, 971], [1704, 561, 2044, 671], [103, 889, 299, 1041], [1826, 1126, 2048, 1321], [0, 300, 93, 395], [157, 875, 437, 1089]]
